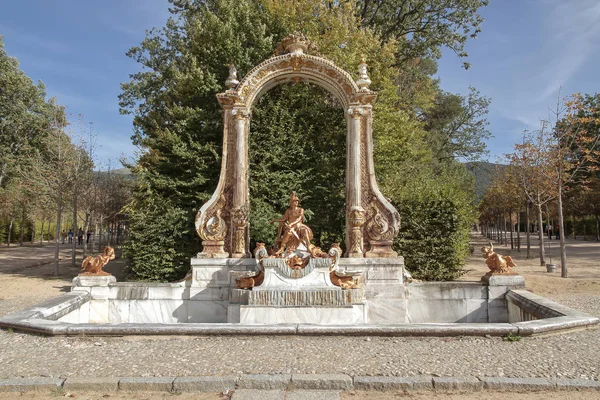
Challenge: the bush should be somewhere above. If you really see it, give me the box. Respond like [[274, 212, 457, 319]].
[[123, 202, 201, 281], [395, 197, 471, 281]]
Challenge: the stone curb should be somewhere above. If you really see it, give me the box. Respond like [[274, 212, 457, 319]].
[[118, 376, 175, 392], [62, 376, 119, 392], [174, 375, 237, 392], [433, 376, 482, 391], [0, 375, 599, 393], [0, 377, 64, 392], [353, 376, 433, 391], [237, 374, 291, 390], [291, 374, 353, 390]]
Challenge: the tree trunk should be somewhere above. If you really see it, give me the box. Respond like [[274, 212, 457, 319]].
[[526, 202, 531, 259], [537, 204, 546, 266], [82, 213, 90, 257], [19, 208, 25, 246], [7, 216, 15, 247], [583, 216, 587, 241], [571, 215, 576, 240], [54, 194, 63, 276], [99, 215, 104, 252], [558, 187, 568, 278], [517, 207, 521, 252], [72, 191, 78, 267], [503, 212, 508, 247], [509, 210, 514, 249], [31, 221, 35, 243], [596, 215, 599, 242], [40, 220, 44, 245]]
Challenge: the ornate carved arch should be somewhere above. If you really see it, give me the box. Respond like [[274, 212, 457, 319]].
[[195, 33, 399, 259]]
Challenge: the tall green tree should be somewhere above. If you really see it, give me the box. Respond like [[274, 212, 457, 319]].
[[0, 35, 56, 188]]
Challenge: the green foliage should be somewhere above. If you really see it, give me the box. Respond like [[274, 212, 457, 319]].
[[123, 199, 200, 281], [424, 87, 491, 161], [502, 333, 522, 342], [357, 0, 488, 69], [393, 164, 475, 280], [249, 84, 346, 249], [397, 198, 470, 280], [120, 0, 489, 281]]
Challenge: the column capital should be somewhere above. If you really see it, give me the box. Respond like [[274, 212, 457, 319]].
[[347, 106, 365, 119], [232, 107, 251, 120]]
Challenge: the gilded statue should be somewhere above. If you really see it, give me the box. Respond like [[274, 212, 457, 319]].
[[270, 192, 314, 256], [481, 242, 517, 275], [235, 243, 266, 289], [80, 246, 115, 276]]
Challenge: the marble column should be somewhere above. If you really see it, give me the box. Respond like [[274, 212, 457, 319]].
[[230, 108, 250, 258], [346, 107, 365, 258]]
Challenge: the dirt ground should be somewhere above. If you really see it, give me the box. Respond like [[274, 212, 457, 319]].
[[1, 236, 599, 400]]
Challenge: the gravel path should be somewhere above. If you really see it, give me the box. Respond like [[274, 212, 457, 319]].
[[1, 241, 599, 381]]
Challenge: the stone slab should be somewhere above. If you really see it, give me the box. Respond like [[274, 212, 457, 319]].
[[63, 377, 119, 392], [240, 305, 366, 325], [118, 377, 174, 392], [231, 389, 285, 400], [287, 390, 340, 399], [237, 374, 291, 390], [0, 377, 64, 392], [291, 374, 352, 390], [173, 376, 237, 392], [408, 282, 486, 300], [554, 378, 600, 390], [514, 316, 598, 336], [353, 376, 432, 391], [433, 376, 482, 391], [72, 275, 116, 287], [482, 274, 525, 287], [481, 377, 553, 391]]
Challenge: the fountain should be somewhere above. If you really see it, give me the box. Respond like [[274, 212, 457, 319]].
[[0, 34, 597, 336]]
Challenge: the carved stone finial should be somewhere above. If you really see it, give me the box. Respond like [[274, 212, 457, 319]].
[[274, 32, 313, 56], [225, 64, 239, 89], [356, 56, 371, 91]]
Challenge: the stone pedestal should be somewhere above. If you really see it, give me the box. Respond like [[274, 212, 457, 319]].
[[365, 240, 398, 258], [482, 274, 526, 323], [339, 257, 405, 324], [72, 275, 116, 288]]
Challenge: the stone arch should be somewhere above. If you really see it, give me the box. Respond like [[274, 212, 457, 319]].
[[195, 34, 400, 259]]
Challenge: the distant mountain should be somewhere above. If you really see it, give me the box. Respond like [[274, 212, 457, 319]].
[[465, 161, 507, 202], [110, 167, 132, 175], [94, 167, 135, 181]]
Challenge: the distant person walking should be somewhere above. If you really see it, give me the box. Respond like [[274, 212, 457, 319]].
[[547, 225, 552, 240], [77, 228, 84, 245], [67, 229, 73, 244], [86, 231, 91, 244], [61, 230, 66, 244]]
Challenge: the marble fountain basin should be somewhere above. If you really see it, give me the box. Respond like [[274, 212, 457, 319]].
[[0, 258, 597, 337]]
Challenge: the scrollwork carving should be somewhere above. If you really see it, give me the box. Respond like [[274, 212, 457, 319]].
[[196, 194, 227, 241], [365, 196, 394, 242]]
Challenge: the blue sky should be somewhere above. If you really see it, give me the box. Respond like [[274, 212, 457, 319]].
[[1, 0, 599, 168]]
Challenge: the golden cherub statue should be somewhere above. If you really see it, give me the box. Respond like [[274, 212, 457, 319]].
[[481, 242, 517, 275], [80, 246, 115, 276]]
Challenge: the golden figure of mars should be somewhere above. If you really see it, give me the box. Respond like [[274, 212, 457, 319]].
[[270, 192, 314, 256]]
